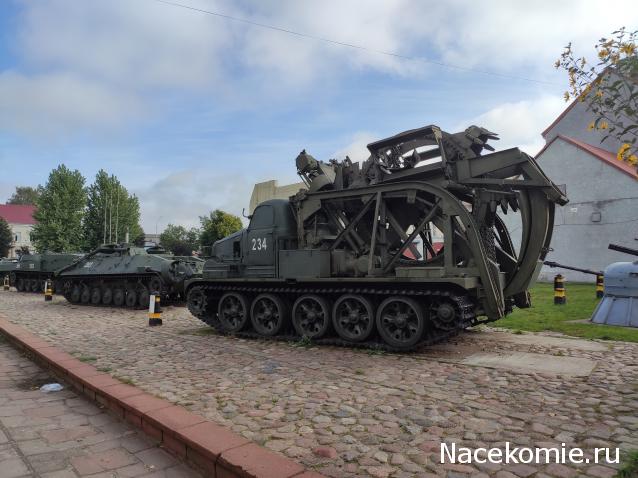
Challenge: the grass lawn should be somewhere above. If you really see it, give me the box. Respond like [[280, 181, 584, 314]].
[[498, 282, 638, 343]]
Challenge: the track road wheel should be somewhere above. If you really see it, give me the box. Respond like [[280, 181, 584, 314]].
[[31, 279, 40, 292], [332, 294, 375, 342], [102, 287, 113, 306], [125, 288, 137, 308], [292, 295, 332, 339], [90, 288, 102, 305], [138, 285, 150, 308], [251, 294, 289, 336], [113, 287, 125, 307], [16, 278, 24, 292], [80, 285, 91, 304], [70, 284, 81, 303], [376, 297, 425, 350], [218, 292, 249, 332], [429, 299, 460, 331]]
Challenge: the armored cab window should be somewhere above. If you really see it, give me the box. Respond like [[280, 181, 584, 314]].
[[250, 205, 274, 228]]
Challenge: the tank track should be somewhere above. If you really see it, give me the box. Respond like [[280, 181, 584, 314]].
[[188, 283, 476, 353], [58, 273, 174, 309]]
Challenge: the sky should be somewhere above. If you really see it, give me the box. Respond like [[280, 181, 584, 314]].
[[0, 0, 636, 233]]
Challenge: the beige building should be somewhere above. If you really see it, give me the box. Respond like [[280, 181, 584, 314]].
[[0, 204, 37, 257], [249, 179, 305, 213]]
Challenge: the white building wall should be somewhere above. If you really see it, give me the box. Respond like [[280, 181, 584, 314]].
[[7, 223, 34, 258], [535, 140, 638, 282]]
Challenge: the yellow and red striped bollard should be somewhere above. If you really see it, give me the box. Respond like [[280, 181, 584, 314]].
[[554, 274, 566, 305], [596, 274, 604, 299]]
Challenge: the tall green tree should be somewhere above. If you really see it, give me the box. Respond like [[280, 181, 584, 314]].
[[199, 210, 242, 251], [31, 165, 86, 252], [0, 218, 12, 257], [7, 186, 40, 205], [82, 170, 143, 250], [160, 224, 200, 255]]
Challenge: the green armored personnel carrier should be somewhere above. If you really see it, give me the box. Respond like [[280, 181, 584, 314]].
[[185, 124, 568, 351], [0, 258, 18, 284], [55, 243, 198, 308], [13, 253, 82, 293]]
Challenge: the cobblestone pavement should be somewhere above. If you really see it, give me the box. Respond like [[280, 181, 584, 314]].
[[1, 292, 637, 478], [0, 331, 201, 478]]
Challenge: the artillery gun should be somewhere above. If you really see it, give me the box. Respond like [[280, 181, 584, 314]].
[[591, 243, 638, 327], [12, 253, 82, 293], [185, 124, 568, 351], [55, 243, 197, 308]]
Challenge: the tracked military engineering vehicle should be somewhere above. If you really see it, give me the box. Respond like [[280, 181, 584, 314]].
[[186, 124, 568, 351], [12, 253, 82, 293], [56, 244, 198, 308]]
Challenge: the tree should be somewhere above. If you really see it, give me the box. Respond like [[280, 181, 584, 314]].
[[0, 218, 12, 257], [31, 165, 87, 252], [133, 230, 146, 247], [556, 27, 638, 171], [160, 224, 200, 256], [82, 170, 143, 250], [7, 186, 40, 205], [199, 210, 243, 251]]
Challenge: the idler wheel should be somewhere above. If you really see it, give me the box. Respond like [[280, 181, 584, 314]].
[[90, 287, 102, 305], [113, 287, 125, 307], [102, 287, 113, 305], [429, 299, 459, 331], [332, 294, 375, 342], [187, 286, 208, 318], [376, 297, 425, 350], [251, 294, 289, 336], [80, 285, 91, 304], [70, 284, 81, 303], [218, 292, 249, 332], [138, 285, 150, 308], [125, 288, 138, 308], [292, 294, 332, 339]]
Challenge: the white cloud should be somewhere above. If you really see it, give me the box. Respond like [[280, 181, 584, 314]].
[[134, 170, 253, 232], [332, 132, 377, 162], [18, 0, 233, 90], [0, 71, 144, 138], [6, 0, 637, 139], [460, 95, 565, 155]]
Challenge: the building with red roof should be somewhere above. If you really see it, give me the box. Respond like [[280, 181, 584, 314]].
[[0, 204, 37, 257], [532, 89, 638, 282]]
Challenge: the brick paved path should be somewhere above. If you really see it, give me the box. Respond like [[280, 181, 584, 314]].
[[0, 333, 201, 478], [1, 292, 637, 478]]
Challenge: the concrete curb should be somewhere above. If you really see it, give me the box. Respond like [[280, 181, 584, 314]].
[[0, 315, 325, 478]]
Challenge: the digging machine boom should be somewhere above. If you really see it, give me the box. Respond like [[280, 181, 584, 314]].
[[293, 125, 568, 321]]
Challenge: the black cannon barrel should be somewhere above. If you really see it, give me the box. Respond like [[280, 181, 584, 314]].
[[543, 261, 602, 276], [608, 243, 638, 257]]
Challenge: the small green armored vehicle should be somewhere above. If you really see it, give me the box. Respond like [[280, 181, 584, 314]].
[[147, 246, 205, 275], [55, 243, 197, 308], [13, 253, 82, 293], [185, 124, 568, 351], [0, 258, 18, 284]]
